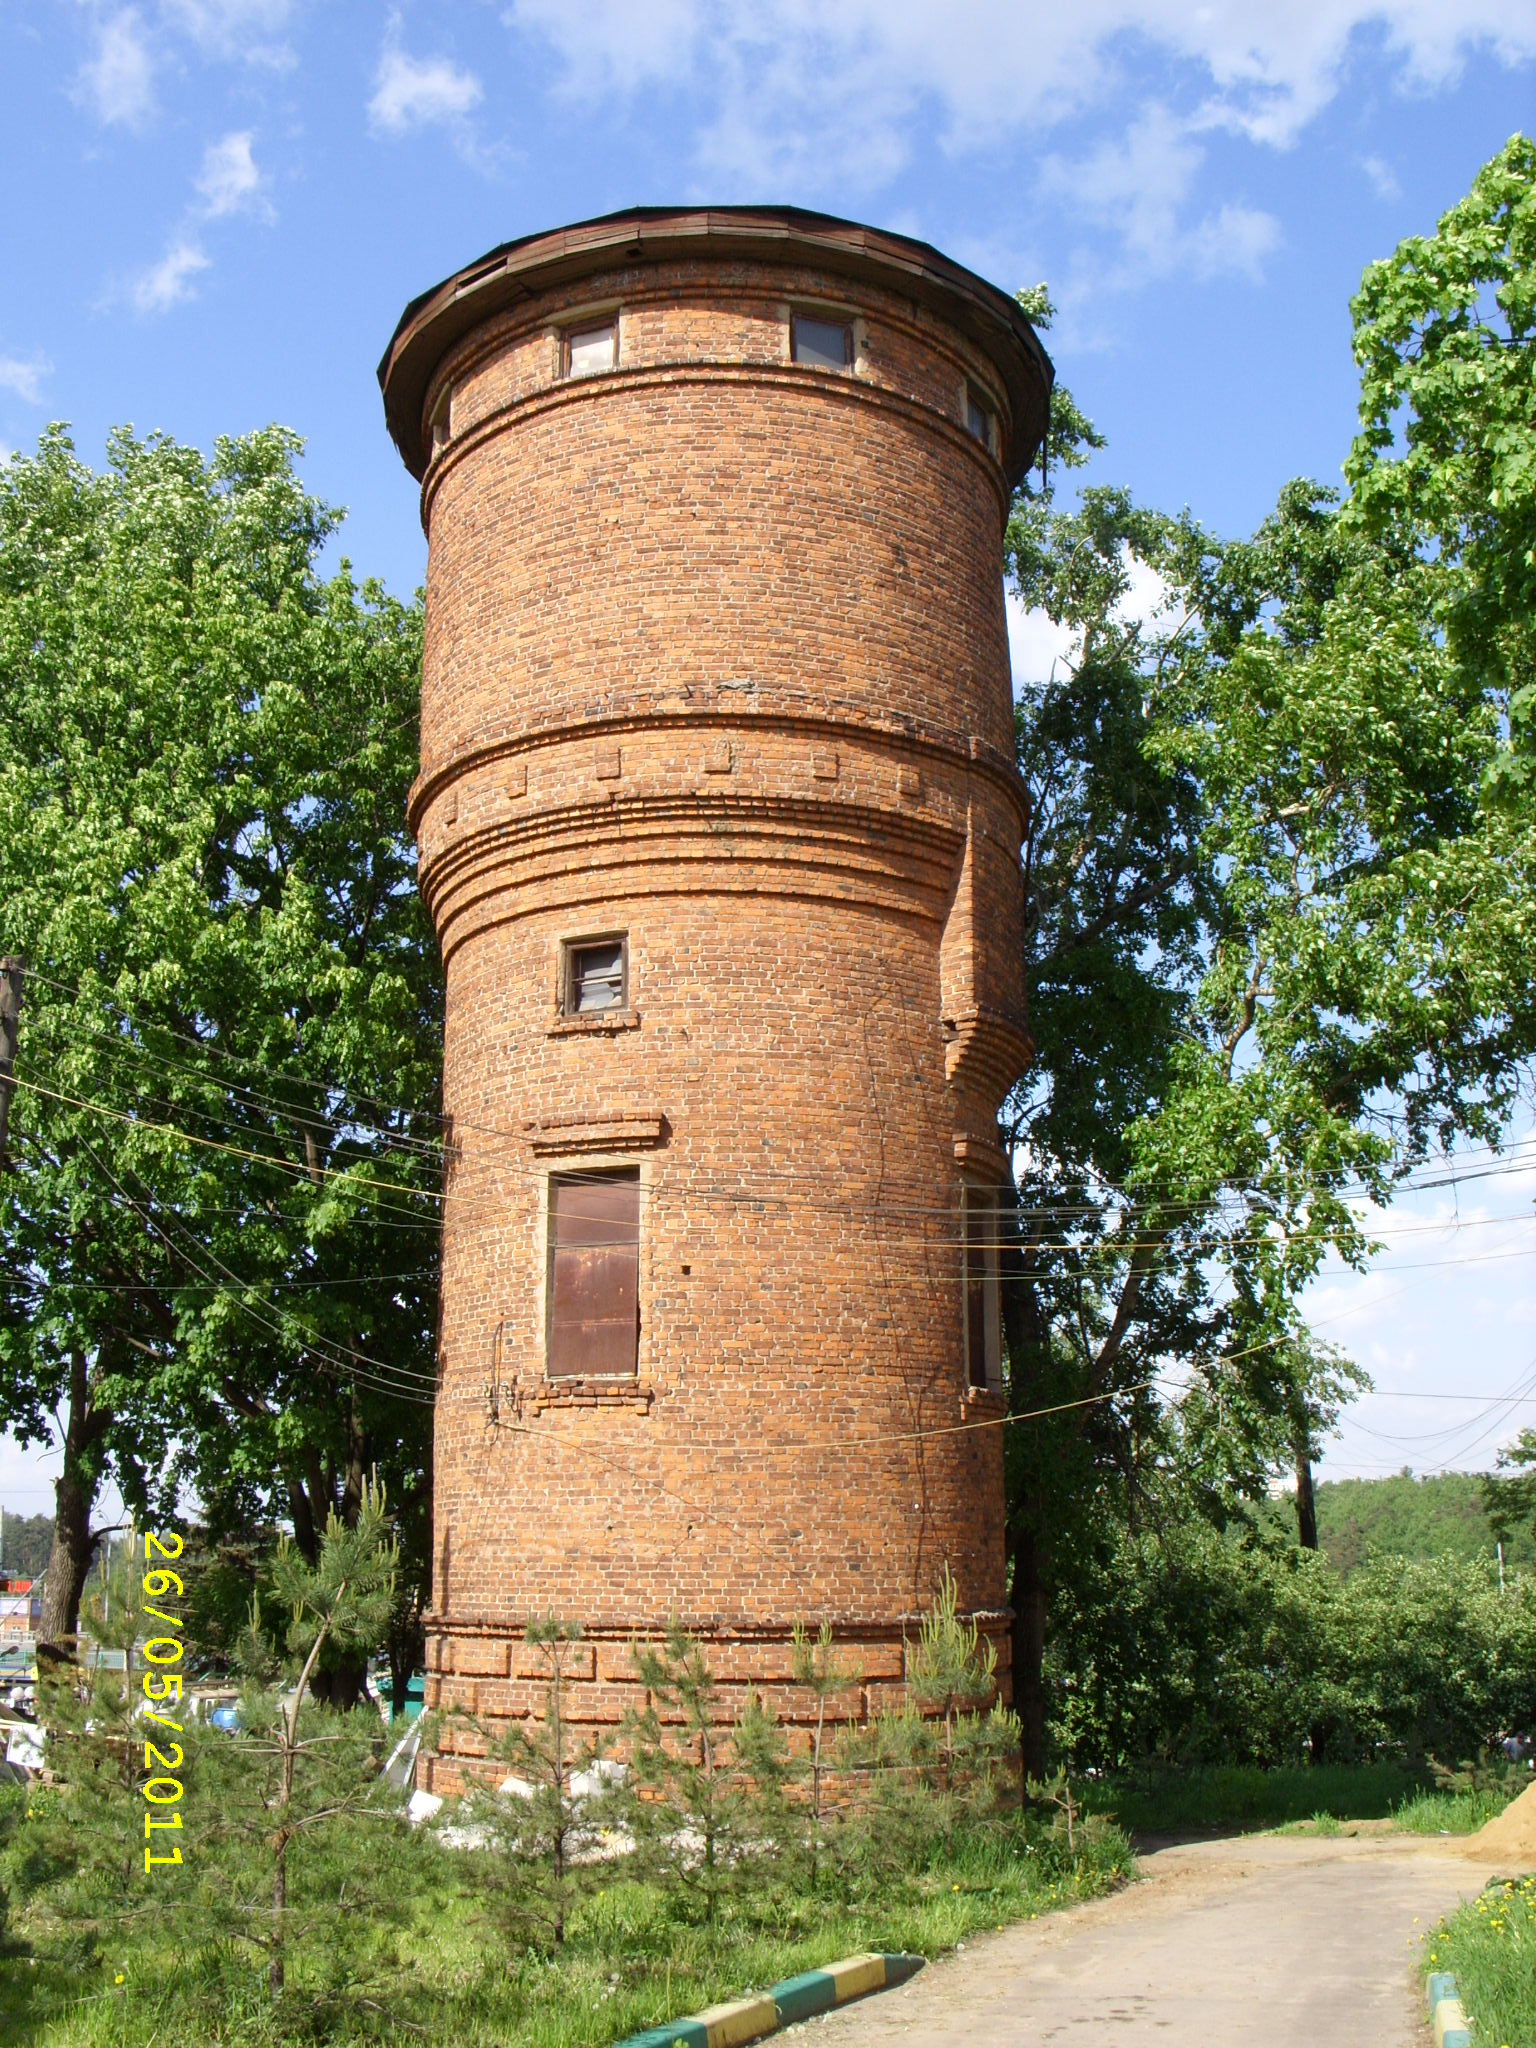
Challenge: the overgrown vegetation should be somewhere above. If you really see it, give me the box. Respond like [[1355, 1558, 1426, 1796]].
[[1, 1506, 1130, 2045], [1080, 1761, 1522, 1838], [1048, 1521, 1536, 1772], [1424, 1877, 1536, 2048]]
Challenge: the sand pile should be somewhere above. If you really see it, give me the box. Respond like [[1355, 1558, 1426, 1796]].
[[1464, 1779, 1536, 1863]]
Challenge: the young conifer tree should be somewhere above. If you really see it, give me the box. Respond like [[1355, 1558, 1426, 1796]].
[[446, 1615, 619, 1951], [197, 1478, 400, 2001], [790, 1620, 862, 1888], [22, 1528, 195, 1951], [622, 1623, 788, 1924], [906, 1565, 1019, 1797]]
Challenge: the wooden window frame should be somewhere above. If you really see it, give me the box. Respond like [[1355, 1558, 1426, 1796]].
[[965, 384, 995, 454], [791, 311, 855, 371], [562, 316, 619, 380], [560, 933, 629, 1018], [429, 384, 453, 457], [545, 1165, 642, 1380]]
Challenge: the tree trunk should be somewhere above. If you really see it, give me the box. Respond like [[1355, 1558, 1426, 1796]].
[[1009, 1523, 1050, 1785], [1293, 1423, 1319, 1552], [37, 1349, 108, 1665], [270, 1827, 288, 1998]]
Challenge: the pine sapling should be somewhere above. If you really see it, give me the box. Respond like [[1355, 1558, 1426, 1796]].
[[448, 1615, 618, 1951], [790, 1620, 862, 1886], [623, 1623, 788, 1924], [225, 1477, 398, 2000]]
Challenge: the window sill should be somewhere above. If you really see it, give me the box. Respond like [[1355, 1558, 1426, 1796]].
[[548, 1009, 641, 1037], [530, 1379, 653, 1417], [965, 1382, 1004, 1406]]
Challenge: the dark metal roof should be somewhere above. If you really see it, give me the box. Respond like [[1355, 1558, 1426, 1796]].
[[377, 204, 1053, 486]]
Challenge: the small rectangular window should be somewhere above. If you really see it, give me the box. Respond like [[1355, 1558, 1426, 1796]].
[[430, 386, 453, 456], [792, 315, 853, 370], [965, 387, 994, 449], [563, 936, 627, 1015], [565, 320, 617, 379], [963, 1188, 1002, 1392], [548, 1169, 640, 1377]]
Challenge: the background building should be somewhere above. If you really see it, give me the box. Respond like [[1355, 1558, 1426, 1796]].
[[379, 208, 1051, 1785]]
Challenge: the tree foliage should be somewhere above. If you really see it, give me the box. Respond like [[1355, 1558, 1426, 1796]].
[[1048, 1520, 1536, 1773], [1002, 136, 1536, 1774], [0, 425, 440, 1665]]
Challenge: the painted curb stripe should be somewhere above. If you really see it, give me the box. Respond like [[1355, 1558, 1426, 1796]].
[[1425, 1970, 1473, 2048], [615, 1952, 925, 2048]]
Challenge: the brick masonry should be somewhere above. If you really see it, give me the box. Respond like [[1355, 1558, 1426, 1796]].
[[378, 209, 1052, 1791]]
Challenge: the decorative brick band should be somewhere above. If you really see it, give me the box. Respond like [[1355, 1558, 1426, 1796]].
[[1426, 1971, 1474, 2048], [616, 1951, 925, 2048]]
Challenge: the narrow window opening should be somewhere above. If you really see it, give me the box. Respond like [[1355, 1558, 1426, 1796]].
[[963, 1187, 1002, 1393], [965, 387, 994, 450], [548, 1169, 640, 1378], [430, 386, 453, 456], [563, 936, 627, 1015], [792, 314, 853, 370], [565, 319, 618, 379]]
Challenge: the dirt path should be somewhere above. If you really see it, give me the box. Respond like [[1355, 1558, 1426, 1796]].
[[805, 1834, 1506, 2046]]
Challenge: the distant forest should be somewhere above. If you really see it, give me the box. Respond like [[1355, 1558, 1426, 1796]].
[[1, 1511, 55, 1580], [1256, 1472, 1536, 1576]]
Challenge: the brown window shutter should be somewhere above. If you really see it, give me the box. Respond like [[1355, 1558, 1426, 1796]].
[[549, 1170, 640, 1377]]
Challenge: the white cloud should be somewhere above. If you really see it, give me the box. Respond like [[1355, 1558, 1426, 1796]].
[[507, 0, 1536, 185], [1007, 592, 1076, 692], [1043, 105, 1282, 286], [1306, 1134, 1536, 1478], [131, 237, 211, 313], [77, 8, 155, 129], [0, 355, 51, 405], [160, 0, 294, 65], [369, 45, 484, 136], [1361, 152, 1402, 197], [195, 130, 269, 219]]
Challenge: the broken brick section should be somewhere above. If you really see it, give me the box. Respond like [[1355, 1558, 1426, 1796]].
[[378, 208, 1051, 1793]]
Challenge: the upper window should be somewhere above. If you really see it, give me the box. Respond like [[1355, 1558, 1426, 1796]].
[[565, 319, 618, 379], [963, 1187, 1002, 1393], [547, 1169, 640, 1378], [563, 936, 627, 1016], [429, 385, 453, 457], [792, 315, 853, 370], [965, 387, 995, 451]]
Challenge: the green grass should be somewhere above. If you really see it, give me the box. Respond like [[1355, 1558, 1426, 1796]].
[[1079, 1762, 1526, 1839], [1, 1808, 1133, 2047], [1394, 1783, 1522, 1836], [1079, 1762, 1425, 1835], [1423, 1875, 1536, 2048]]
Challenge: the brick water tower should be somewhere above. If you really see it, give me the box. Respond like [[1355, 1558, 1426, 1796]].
[[378, 208, 1051, 1782]]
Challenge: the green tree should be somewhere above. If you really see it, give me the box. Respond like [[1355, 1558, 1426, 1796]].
[[790, 1620, 862, 1887], [215, 1478, 398, 1998], [1002, 141, 1536, 1777], [446, 1616, 618, 1952], [623, 1624, 788, 1924], [0, 426, 441, 1675]]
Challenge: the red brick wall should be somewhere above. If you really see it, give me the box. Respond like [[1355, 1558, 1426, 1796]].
[[398, 241, 1034, 1787]]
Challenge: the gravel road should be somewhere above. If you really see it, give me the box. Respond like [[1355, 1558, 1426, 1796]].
[[802, 1832, 1504, 2046]]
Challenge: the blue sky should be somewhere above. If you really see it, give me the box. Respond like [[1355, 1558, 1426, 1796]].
[[0, 1, 1533, 1510]]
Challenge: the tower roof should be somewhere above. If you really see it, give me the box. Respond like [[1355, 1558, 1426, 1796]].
[[377, 204, 1054, 486]]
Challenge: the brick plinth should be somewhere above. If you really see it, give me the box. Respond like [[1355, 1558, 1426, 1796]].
[[378, 207, 1051, 1778]]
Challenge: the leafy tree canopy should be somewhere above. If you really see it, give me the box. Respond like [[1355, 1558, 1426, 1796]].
[[0, 425, 441, 1660]]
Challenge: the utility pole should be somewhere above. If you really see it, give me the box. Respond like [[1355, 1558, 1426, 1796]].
[[0, 956, 23, 1167]]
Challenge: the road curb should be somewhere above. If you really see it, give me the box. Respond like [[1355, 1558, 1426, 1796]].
[[1427, 1971, 1474, 2048], [615, 1951, 925, 2048]]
